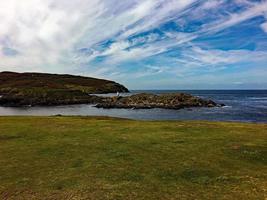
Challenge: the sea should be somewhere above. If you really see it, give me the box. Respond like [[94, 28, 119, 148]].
[[0, 90, 267, 123]]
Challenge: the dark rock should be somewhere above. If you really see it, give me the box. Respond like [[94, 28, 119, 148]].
[[95, 93, 222, 110]]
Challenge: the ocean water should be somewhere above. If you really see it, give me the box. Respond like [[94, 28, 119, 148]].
[[0, 90, 266, 123]]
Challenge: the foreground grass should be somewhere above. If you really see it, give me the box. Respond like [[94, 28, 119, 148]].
[[0, 116, 266, 200]]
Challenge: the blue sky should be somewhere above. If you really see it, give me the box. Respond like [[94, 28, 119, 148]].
[[0, 0, 267, 89]]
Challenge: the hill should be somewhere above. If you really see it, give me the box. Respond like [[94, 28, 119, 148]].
[[0, 71, 129, 106]]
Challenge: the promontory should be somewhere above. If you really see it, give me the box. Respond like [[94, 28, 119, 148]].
[[0, 71, 128, 106]]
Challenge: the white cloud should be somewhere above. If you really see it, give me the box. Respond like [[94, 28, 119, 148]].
[[201, 1, 267, 34], [0, 0, 266, 85], [0, 0, 101, 72], [261, 22, 267, 33], [81, 1, 267, 69], [180, 46, 267, 67], [118, 0, 197, 39], [201, 0, 223, 10], [0, 0, 198, 72]]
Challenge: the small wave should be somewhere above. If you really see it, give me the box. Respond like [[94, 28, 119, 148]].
[[222, 105, 232, 108], [248, 97, 267, 100]]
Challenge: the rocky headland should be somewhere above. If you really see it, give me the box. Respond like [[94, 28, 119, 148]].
[[0, 71, 128, 106]]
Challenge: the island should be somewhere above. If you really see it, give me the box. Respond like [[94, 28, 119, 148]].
[[0, 71, 224, 108]]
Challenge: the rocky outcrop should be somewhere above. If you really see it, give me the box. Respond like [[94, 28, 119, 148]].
[[95, 93, 224, 109]]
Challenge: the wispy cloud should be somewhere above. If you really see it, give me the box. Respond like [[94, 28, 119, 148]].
[[75, 0, 267, 68], [179, 46, 267, 67], [0, 0, 267, 88]]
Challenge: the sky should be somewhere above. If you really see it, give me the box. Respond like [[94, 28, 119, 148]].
[[0, 0, 267, 89]]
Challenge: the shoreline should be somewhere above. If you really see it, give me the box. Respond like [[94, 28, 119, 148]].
[[0, 115, 266, 124], [0, 89, 266, 123], [0, 92, 222, 108]]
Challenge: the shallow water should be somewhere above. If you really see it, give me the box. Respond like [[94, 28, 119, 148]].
[[0, 90, 267, 123]]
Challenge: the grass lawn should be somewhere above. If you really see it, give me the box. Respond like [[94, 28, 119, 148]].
[[0, 116, 266, 200]]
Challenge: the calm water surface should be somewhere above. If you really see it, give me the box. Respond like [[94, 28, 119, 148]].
[[0, 90, 267, 123]]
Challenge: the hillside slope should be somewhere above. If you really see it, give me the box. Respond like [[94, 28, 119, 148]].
[[0, 71, 129, 106]]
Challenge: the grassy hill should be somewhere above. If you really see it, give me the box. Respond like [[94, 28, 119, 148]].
[[0, 72, 128, 106], [0, 116, 266, 199]]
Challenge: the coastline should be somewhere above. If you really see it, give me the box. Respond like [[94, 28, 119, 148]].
[[0, 115, 266, 124]]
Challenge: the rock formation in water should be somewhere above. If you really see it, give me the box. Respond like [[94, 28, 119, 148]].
[[95, 93, 224, 109]]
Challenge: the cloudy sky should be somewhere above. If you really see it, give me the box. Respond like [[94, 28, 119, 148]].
[[0, 0, 267, 89]]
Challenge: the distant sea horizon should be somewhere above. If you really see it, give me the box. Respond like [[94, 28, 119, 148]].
[[0, 90, 267, 123]]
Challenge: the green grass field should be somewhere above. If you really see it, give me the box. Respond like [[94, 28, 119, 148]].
[[0, 116, 266, 200]]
